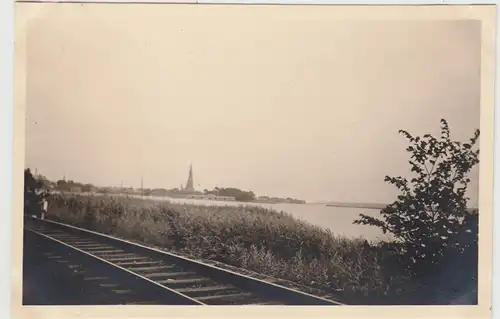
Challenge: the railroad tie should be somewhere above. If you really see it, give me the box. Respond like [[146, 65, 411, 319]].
[[84, 276, 109, 281], [63, 241, 97, 245], [88, 249, 125, 255], [115, 260, 164, 267], [157, 277, 212, 286], [100, 283, 121, 288], [128, 265, 177, 272], [103, 254, 144, 261], [125, 301, 159, 305], [175, 285, 235, 294], [73, 244, 113, 249], [247, 301, 287, 305], [195, 292, 253, 302], [145, 271, 196, 279]]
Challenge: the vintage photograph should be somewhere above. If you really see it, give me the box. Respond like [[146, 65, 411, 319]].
[[18, 3, 493, 308]]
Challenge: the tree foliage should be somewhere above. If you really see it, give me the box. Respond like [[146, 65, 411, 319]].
[[204, 187, 256, 202], [24, 168, 48, 216], [354, 119, 480, 276]]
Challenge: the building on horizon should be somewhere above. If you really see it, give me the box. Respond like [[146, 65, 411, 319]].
[[180, 164, 197, 194], [175, 164, 235, 201]]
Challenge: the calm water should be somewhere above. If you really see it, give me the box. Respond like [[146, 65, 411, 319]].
[[137, 195, 391, 242]]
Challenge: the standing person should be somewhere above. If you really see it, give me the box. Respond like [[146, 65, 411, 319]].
[[41, 196, 48, 220]]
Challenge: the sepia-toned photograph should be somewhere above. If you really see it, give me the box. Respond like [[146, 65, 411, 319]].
[[14, 2, 495, 312]]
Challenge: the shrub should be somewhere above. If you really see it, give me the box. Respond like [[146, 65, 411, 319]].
[[354, 119, 479, 277]]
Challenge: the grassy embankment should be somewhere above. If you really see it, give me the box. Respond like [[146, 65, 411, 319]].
[[47, 194, 421, 305]]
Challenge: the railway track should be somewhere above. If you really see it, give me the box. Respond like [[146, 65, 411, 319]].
[[24, 216, 344, 306]]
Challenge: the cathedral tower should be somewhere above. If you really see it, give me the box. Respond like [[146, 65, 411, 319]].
[[185, 164, 194, 191]]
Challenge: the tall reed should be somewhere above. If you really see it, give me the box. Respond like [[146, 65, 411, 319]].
[[47, 194, 413, 304]]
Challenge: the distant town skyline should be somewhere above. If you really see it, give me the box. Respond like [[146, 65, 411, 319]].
[[25, 6, 480, 205], [27, 164, 300, 200]]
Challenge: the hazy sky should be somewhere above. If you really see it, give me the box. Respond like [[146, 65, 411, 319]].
[[25, 5, 481, 204]]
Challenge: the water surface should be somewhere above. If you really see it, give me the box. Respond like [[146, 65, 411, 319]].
[[135, 195, 390, 242]]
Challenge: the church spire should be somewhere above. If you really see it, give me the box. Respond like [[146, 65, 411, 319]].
[[185, 164, 194, 191]]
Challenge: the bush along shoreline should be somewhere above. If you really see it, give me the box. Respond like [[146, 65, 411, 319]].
[[354, 119, 479, 304]]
